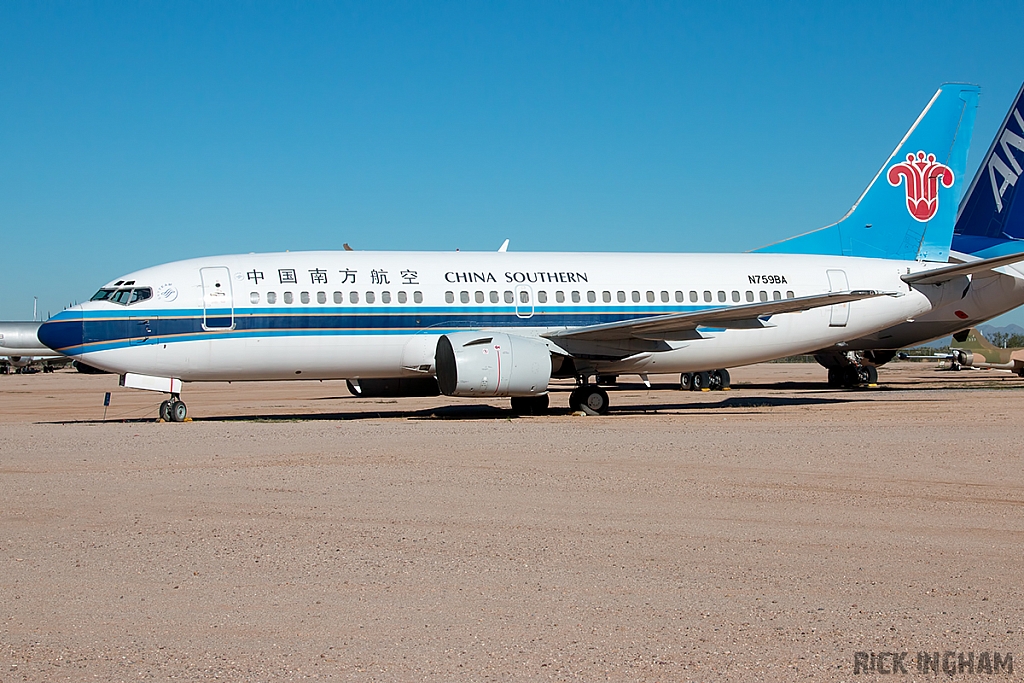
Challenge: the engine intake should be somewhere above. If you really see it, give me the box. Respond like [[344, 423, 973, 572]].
[[953, 349, 974, 367], [436, 332, 551, 397]]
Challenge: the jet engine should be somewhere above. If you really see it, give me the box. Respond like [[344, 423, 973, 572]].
[[952, 349, 974, 367], [435, 332, 551, 397]]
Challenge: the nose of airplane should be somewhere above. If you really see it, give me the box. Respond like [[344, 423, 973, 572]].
[[37, 309, 85, 356]]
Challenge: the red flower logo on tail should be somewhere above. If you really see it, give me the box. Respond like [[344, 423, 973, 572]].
[[887, 151, 954, 222]]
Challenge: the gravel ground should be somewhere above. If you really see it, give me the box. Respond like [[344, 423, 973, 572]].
[[1, 363, 1022, 681]]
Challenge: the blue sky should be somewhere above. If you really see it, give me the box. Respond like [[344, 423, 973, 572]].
[[2, 1, 1024, 325]]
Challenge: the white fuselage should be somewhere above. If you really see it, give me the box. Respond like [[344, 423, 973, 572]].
[[41, 250, 960, 382]]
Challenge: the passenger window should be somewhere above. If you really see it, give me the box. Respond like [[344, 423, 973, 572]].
[[571, 291, 581, 303], [504, 291, 514, 303], [398, 291, 408, 304], [717, 291, 726, 303], [646, 291, 655, 303], [350, 291, 359, 304], [617, 291, 626, 303], [317, 291, 326, 304], [632, 291, 641, 303], [445, 291, 455, 304], [603, 291, 612, 303], [660, 291, 669, 303], [366, 291, 375, 304], [333, 291, 343, 304], [284, 292, 294, 304], [746, 291, 754, 302], [250, 292, 260, 304], [731, 291, 740, 302], [460, 291, 470, 304], [475, 291, 484, 304], [300, 291, 310, 304], [381, 291, 391, 303], [537, 291, 547, 303], [786, 290, 794, 299], [587, 291, 596, 303], [555, 291, 565, 303], [689, 291, 698, 303], [413, 291, 423, 303], [267, 291, 277, 304], [675, 291, 684, 303], [519, 290, 530, 303], [773, 290, 782, 300], [703, 291, 712, 303], [489, 291, 499, 303], [759, 291, 768, 302]]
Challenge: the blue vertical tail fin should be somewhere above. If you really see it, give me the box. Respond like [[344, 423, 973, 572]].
[[756, 83, 979, 262], [952, 82, 1024, 257]]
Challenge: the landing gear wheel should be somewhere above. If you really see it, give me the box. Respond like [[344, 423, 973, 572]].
[[159, 400, 172, 422], [857, 366, 878, 386], [170, 400, 188, 422], [712, 369, 731, 390], [679, 373, 692, 391], [510, 394, 549, 415], [569, 386, 610, 415], [692, 371, 711, 391], [841, 366, 860, 388]]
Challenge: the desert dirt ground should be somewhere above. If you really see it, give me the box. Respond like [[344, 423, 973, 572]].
[[1, 362, 1023, 681]]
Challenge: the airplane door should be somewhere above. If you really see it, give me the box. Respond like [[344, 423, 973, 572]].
[[128, 317, 154, 345], [200, 267, 234, 330], [826, 269, 849, 327], [515, 285, 534, 319]]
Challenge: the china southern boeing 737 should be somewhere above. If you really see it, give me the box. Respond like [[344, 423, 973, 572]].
[[37, 83, 1024, 419]]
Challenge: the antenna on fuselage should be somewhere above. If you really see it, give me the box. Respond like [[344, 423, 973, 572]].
[[498, 239, 509, 252]]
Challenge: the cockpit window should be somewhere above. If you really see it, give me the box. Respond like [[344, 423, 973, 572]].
[[91, 286, 153, 305]]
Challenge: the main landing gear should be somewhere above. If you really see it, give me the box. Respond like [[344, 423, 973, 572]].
[[679, 369, 731, 392], [159, 394, 188, 422], [825, 364, 878, 389], [569, 383, 610, 415]]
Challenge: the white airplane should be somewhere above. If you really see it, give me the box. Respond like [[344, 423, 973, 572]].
[[38, 83, 1024, 419], [0, 321, 70, 374]]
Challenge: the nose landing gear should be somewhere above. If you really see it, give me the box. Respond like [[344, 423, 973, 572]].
[[159, 394, 188, 422]]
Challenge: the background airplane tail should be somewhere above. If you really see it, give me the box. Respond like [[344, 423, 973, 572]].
[[951, 328, 996, 351], [756, 83, 979, 262], [953, 83, 1024, 251]]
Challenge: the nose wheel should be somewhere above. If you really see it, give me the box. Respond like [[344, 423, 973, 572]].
[[159, 396, 188, 422]]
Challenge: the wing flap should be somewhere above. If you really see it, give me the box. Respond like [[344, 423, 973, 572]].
[[543, 290, 889, 342]]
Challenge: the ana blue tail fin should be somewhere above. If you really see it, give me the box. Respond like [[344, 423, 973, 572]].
[[953, 83, 1024, 254], [756, 83, 979, 262]]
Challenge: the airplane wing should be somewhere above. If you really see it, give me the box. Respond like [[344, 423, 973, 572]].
[[543, 290, 890, 342], [902, 250, 1024, 285]]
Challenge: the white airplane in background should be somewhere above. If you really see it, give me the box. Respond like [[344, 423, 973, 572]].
[[37, 83, 1024, 419], [0, 321, 70, 373]]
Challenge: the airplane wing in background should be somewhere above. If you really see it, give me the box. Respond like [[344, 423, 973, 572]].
[[543, 290, 891, 342]]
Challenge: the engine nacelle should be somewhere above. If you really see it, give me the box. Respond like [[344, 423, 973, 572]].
[[953, 349, 974, 366], [435, 332, 551, 397]]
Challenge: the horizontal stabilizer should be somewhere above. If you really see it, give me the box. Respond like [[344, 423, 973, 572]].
[[543, 290, 890, 342], [901, 250, 1024, 285]]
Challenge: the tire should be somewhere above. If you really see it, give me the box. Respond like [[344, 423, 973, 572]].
[[714, 369, 731, 390], [159, 400, 172, 422], [171, 400, 188, 422], [826, 368, 841, 387], [863, 366, 878, 385], [569, 387, 609, 415], [841, 366, 859, 388], [510, 394, 549, 415], [679, 373, 692, 391], [692, 371, 711, 391]]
